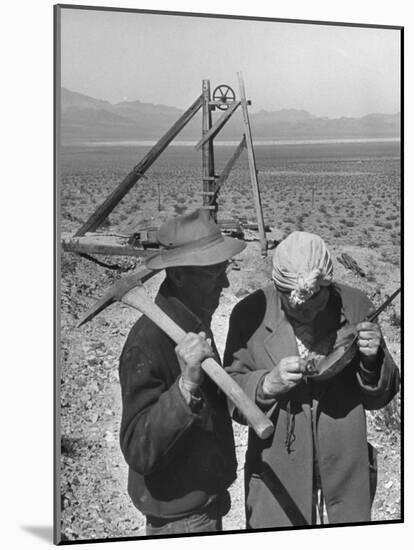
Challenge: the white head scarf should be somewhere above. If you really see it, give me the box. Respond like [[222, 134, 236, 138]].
[[272, 231, 333, 306]]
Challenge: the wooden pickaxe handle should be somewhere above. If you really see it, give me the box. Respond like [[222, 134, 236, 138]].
[[122, 285, 274, 440]]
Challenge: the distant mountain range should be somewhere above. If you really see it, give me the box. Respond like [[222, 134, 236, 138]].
[[60, 88, 400, 142]]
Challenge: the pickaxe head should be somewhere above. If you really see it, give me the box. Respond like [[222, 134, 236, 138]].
[[77, 267, 158, 328]]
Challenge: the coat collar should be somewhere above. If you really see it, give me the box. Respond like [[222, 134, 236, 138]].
[[263, 282, 358, 334], [261, 285, 312, 420], [156, 280, 203, 333], [262, 284, 299, 368], [156, 279, 221, 361], [332, 282, 370, 325], [263, 284, 287, 332]]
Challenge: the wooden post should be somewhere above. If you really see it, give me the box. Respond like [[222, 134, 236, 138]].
[[210, 135, 246, 205], [237, 72, 267, 256], [201, 80, 217, 221], [74, 94, 203, 237]]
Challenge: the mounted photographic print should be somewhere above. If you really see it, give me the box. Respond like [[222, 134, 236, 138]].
[[54, 4, 403, 544]]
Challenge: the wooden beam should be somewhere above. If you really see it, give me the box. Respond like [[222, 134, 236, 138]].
[[210, 135, 246, 204], [195, 101, 241, 150], [61, 234, 157, 259], [202, 80, 217, 220], [74, 94, 203, 237], [237, 72, 267, 256]]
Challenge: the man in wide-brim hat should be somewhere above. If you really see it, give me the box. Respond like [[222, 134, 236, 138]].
[[118, 208, 246, 535], [224, 231, 400, 528]]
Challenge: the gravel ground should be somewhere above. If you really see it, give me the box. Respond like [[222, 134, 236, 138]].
[[58, 238, 401, 541]]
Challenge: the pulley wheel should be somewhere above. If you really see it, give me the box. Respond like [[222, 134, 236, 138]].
[[212, 85, 236, 110]]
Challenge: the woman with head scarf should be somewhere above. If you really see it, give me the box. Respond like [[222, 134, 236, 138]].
[[224, 231, 400, 528]]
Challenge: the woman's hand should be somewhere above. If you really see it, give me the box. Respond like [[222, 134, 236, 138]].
[[262, 356, 306, 397], [356, 321, 382, 358]]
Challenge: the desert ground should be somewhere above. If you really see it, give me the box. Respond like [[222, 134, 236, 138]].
[[58, 140, 401, 541]]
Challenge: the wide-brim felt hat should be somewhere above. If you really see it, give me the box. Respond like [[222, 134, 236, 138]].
[[146, 208, 246, 270]]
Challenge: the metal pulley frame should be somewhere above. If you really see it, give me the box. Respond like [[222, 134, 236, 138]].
[[212, 84, 236, 110]]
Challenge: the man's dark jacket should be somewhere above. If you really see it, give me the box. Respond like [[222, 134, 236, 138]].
[[224, 283, 400, 528], [118, 279, 237, 520]]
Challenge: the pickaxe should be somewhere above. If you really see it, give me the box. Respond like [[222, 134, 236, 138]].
[[78, 267, 274, 440]]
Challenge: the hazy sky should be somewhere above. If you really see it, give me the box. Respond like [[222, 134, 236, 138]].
[[59, 7, 401, 118]]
